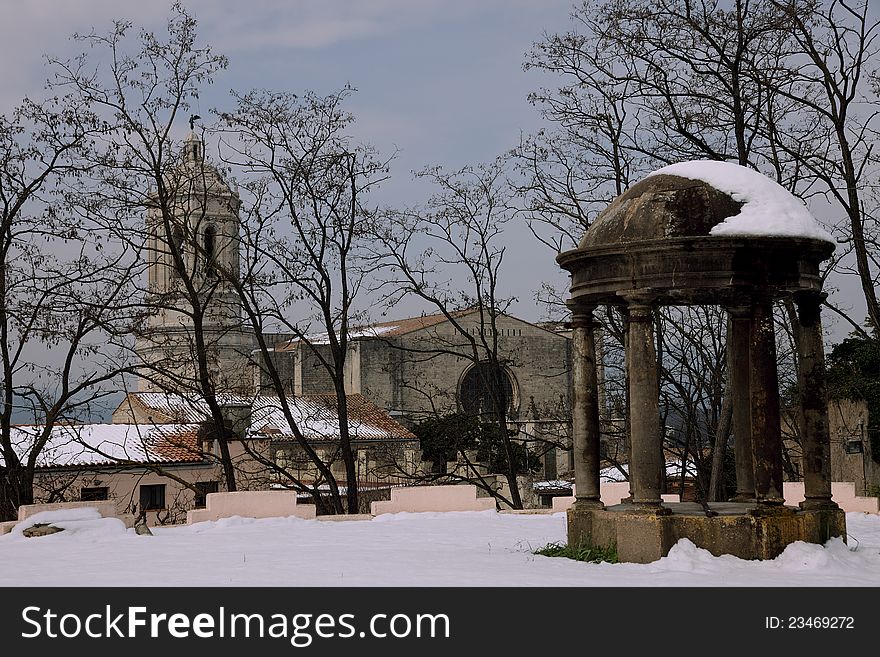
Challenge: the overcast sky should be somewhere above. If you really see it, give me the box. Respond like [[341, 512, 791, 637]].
[[0, 0, 575, 187], [1, 0, 581, 321], [0, 0, 866, 341]]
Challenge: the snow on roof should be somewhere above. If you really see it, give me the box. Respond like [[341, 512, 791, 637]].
[[301, 324, 400, 345], [647, 160, 834, 243], [599, 461, 696, 483], [251, 394, 416, 442], [2, 423, 204, 469], [275, 309, 492, 351], [125, 392, 416, 442], [127, 392, 254, 424], [532, 480, 574, 492]]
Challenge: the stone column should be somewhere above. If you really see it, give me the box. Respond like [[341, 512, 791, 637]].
[[749, 296, 785, 505], [795, 292, 838, 510], [728, 306, 755, 502], [571, 307, 603, 508], [625, 297, 665, 511]]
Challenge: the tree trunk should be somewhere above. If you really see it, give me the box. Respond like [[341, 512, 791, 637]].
[[334, 380, 359, 514], [708, 384, 733, 502]]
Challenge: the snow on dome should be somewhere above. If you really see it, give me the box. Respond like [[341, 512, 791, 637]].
[[646, 160, 834, 243]]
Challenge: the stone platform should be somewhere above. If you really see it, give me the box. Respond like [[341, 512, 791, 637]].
[[567, 502, 846, 563]]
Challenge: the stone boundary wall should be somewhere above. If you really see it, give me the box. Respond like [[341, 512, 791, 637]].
[[18, 500, 117, 521], [782, 482, 880, 514], [371, 485, 496, 515], [186, 491, 317, 524], [11, 501, 135, 529]]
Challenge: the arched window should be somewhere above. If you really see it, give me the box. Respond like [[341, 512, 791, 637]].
[[458, 361, 516, 417], [169, 224, 185, 280], [203, 225, 216, 277]]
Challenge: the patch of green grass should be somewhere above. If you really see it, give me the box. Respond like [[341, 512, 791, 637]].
[[534, 541, 618, 563]]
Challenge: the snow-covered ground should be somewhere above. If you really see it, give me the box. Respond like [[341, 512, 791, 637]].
[[2, 508, 879, 586]]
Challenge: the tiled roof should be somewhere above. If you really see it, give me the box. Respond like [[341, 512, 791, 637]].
[[349, 310, 471, 338], [120, 392, 255, 424], [3, 423, 205, 469], [274, 309, 478, 349], [121, 392, 417, 442], [253, 394, 416, 442]]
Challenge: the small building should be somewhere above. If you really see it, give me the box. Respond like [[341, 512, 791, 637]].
[[3, 392, 421, 526], [9, 423, 222, 526], [113, 391, 420, 511], [827, 399, 880, 495]]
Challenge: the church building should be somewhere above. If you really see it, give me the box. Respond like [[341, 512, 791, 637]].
[[135, 131, 259, 393]]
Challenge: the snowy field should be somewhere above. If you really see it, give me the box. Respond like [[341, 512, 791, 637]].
[[2, 508, 880, 586]]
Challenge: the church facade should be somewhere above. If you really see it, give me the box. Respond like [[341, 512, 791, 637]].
[[270, 310, 575, 482], [273, 310, 572, 428]]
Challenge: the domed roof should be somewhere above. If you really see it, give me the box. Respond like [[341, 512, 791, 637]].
[[180, 131, 239, 200], [579, 160, 833, 250], [559, 161, 834, 307], [578, 174, 742, 249]]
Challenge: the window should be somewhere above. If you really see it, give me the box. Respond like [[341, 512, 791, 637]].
[[139, 484, 166, 511], [459, 361, 515, 417], [203, 225, 216, 277], [544, 446, 558, 480], [276, 446, 315, 479], [80, 487, 108, 501], [194, 481, 219, 508], [169, 224, 185, 280], [845, 440, 864, 454]]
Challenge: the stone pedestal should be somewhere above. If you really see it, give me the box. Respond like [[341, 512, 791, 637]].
[[567, 503, 846, 564]]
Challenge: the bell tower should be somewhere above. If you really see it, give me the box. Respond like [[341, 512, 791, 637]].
[[137, 130, 253, 392]]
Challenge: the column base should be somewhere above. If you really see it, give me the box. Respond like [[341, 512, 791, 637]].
[[624, 502, 672, 516], [573, 497, 604, 511], [799, 498, 840, 511]]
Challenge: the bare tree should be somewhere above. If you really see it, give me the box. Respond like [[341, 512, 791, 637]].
[[768, 0, 880, 335], [216, 87, 393, 513], [48, 3, 246, 492], [369, 159, 543, 508], [0, 80, 139, 519]]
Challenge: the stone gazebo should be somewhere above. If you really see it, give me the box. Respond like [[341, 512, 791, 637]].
[[557, 161, 846, 563]]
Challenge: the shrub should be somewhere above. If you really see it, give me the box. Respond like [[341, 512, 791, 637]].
[[533, 541, 618, 563]]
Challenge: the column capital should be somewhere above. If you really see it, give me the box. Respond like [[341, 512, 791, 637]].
[[794, 290, 827, 327], [618, 290, 657, 308], [619, 291, 656, 324], [569, 305, 598, 329], [726, 304, 751, 319]]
